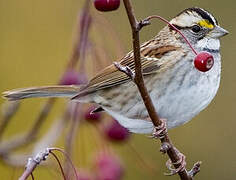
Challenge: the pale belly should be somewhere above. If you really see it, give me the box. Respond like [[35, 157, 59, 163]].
[[96, 55, 221, 134]]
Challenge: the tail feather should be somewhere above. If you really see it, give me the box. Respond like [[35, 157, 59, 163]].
[[3, 85, 82, 101]]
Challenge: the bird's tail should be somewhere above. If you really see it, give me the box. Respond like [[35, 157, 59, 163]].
[[2, 85, 83, 101]]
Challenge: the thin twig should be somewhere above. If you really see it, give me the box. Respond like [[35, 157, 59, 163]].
[[64, 1, 91, 177], [144, 15, 198, 55], [67, 0, 91, 71], [92, 13, 125, 59], [30, 173, 34, 180], [18, 147, 79, 180], [0, 99, 56, 156], [50, 151, 66, 180], [0, 108, 67, 167], [0, 0, 90, 158], [122, 0, 197, 179], [49, 148, 79, 180], [64, 103, 81, 179], [0, 101, 20, 140], [0, 0, 91, 164]]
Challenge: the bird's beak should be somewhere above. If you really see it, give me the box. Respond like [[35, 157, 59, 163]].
[[208, 25, 229, 38]]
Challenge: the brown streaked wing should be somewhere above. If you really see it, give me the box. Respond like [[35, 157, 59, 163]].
[[75, 45, 181, 98]]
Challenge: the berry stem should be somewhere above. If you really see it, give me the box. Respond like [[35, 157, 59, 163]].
[[48, 148, 79, 180], [49, 151, 66, 180], [145, 15, 198, 55]]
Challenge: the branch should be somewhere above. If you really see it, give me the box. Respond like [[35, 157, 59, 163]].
[[123, 0, 161, 127], [67, 0, 91, 70], [18, 147, 79, 180], [18, 148, 50, 180], [0, 109, 67, 168], [0, 0, 91, 165], [0, 101, 20, 140], [0, 99, 56, 155], [122, 0, 199, 179], [64, 103, 81, 179]]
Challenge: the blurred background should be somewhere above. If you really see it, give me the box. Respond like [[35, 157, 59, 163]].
[[0, 0, 235, 179]]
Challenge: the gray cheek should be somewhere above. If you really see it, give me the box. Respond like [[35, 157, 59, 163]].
[[182, 31, 199, 45], [196, 38, 220, 51]]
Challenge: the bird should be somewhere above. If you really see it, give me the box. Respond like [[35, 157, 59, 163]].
[[3, 7, 228, 134]]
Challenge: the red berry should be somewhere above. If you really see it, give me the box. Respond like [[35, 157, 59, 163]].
[[84, 106, 102, 122], [194, 52, 214, 72], [94, 152, 124, 180], [105, 119, 130, 142], [94, 0, 120, 12]]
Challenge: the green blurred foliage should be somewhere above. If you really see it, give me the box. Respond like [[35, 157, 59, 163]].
[[0, 0, 236, 179]]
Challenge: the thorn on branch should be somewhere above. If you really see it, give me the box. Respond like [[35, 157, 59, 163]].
[[19, 149, 50, 180], [114, 62, 135, 80], [31, 148, 50, 164], [160, 142, 171, 154], [188, 161, 201, 178], [137, 19, 151, 31]]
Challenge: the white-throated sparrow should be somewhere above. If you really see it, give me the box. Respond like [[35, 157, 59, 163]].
[[3, 7, 228, 134]]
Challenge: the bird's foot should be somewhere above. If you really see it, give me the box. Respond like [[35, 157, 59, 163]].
[[151, 118, 167, 139], [164, 148, 186, 176]]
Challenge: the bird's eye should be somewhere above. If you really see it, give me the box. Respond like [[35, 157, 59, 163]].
[[191, 25, 201, 33]]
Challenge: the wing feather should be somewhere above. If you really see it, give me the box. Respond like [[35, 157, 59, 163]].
[[75, 45, 182, 98]]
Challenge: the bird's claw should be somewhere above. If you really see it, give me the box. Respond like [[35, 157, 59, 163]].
[[164, 150, 186, 176], [151, 118, 167, 139]]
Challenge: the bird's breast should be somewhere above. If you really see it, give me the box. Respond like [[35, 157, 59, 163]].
[[148, 52, 221, 128]]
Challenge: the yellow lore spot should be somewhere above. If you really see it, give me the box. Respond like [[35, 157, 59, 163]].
[[198, 20, 214, 29]]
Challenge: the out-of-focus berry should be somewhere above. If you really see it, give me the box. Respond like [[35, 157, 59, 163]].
[[60, 69, 87, 85], [94, 152, 124, 180], [84, 106, 102, 122], [105, 119, 130, 142], [94, 0, 120, 12], [194, 51, 214, 72]]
